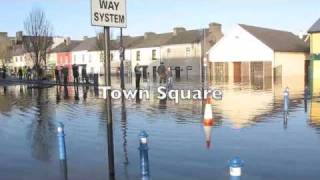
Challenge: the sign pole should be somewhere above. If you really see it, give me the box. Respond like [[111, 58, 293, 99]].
[[120, 28, 125, 90], [104, 26, 115, 178]]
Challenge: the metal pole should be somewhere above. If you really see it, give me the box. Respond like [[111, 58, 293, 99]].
[[201, 29, 205, 84], [139, 131, 150, 179], [120, 28, 125, 90], [57, 122, 67, 161], [104, 26, 115, 178]]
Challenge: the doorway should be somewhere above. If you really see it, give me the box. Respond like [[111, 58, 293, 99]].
[[175, 67, 181, 79], [233, 62, 241, 83]]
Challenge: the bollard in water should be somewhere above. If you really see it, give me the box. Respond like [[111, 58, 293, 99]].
[[283, 87, 289, 112], [229, 157, 244, 179], [139, 130, 150, 179], [57, 122, 67, 161]]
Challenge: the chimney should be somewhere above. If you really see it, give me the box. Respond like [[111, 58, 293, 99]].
[[173, 27, 186, 36], [144, 32, 156, 39], [16, 31, 23, 44], [208, 22, 223, 44], [64, 37, 71, 46]]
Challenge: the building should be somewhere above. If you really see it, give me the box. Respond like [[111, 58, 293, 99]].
[[50, 38, 81, 81], [130, 23, 223, 79], [72, 37, 105, 77], [208, 24, 309, 91], [308, 18, 320, 96]]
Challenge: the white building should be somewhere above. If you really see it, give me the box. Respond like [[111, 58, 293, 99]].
[[208, 24, 309, 91]]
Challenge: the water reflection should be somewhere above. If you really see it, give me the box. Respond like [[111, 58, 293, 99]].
[[309, 98, 320, 128], [27, 89, 56, 162], [60, 160, 69, 180]]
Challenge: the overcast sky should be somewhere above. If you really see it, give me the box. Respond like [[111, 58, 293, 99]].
[[0, 0, 319, 39]]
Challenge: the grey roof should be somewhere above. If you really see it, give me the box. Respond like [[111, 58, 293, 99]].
[[240, 24, 309, 52], [51, 40, 81, 53], [165, 30, 203, 45], [132, 33, 173, 48], [73, 37, 120, 52], [308, 18, 320, 33]]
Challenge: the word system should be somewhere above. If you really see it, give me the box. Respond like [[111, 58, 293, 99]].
[[91, 0, 127, 27]]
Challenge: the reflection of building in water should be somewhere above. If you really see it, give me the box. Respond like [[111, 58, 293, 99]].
[[308, 18, 320, 97], [310, 99, 320, 127], [208, 24, 309, 93], [214, 90, 274, 129]]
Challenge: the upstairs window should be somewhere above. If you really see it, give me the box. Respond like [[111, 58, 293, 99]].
[[136, 51, 141, 61], [186, 47, 191, 57], [152, 49, 157, 60]]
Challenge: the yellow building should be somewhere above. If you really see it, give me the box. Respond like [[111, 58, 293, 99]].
[[308, 18, 320, 96]]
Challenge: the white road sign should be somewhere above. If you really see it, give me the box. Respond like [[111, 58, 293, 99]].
[[91, 0, 127, 27]]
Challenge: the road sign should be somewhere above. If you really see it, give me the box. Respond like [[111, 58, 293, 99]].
[[91, 0, 127, 27]]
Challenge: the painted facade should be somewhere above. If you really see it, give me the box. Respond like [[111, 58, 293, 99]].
[[308, 18, 320, 96]]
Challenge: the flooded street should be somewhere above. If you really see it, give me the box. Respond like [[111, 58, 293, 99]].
[[0, 77, 320, 180]]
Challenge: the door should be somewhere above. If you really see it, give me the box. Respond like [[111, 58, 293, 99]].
[[233, 62, 241, 83], [142, 66, 148, 79], [175, 67, 181, 79]]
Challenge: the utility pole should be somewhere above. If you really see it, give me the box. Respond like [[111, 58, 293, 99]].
[[104, 26, 115, 178], [120, 28, 125, 90]]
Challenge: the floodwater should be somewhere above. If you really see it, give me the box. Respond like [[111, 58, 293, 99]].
[[0, 76, 320, 180]]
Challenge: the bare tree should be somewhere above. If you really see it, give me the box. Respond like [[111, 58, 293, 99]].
[[24, 8, 53, 79]]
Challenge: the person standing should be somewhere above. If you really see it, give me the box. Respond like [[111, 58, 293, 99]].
[[166, 67, 173, 90], [18, 68, 23, 80], [27, 67, 31, 81], [157, 62, 166, 84], [63, 67, 68, 85], [2, 66, 6, 79], [55, 66, 60, 84], [134, 63, 142, 89], [72, 65, 79, 85], [81, 66, 87, 83]]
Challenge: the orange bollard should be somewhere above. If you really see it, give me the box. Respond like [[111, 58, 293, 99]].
[[203, 98, 215, 149]]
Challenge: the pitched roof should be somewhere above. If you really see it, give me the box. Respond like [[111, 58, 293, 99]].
[[51, 40, 81, 53], [308, 18, 320, 33], [132, 33, 173, 48], [113, 36, 144, 49], [165, 30, 203, 45], [239, 24, 309, 52]]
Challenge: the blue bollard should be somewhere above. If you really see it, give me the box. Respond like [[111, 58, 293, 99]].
[[57, 122, 67, 161], [229, 157, 244, 180], [284, 88, 289, 112], [139, 130, 150, 179]]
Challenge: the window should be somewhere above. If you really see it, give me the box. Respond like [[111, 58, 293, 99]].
[[186, 47, 191, 57], [152, 49, 157, 60], [136, 51, 141, 61], [20, 57, 23, 62], [16, 57, 18, 62], [110, 53, 114, 61], [74, 55, 77, 63]]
